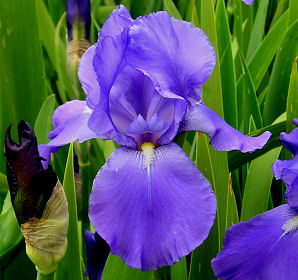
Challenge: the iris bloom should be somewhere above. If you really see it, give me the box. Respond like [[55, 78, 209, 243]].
[[40, 5, 270, 270], [212, 119, 298, 280]]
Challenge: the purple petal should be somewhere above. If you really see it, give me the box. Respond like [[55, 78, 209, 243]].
[[48, 100, 97, 146], [272, 123, 298, 209], [88, 104, 137, 148], [179, 102, 271, 152], [126, 12, 215, 101], [88, 30, 138, 148], [108, 65, 179, 146], [280, 125, 298, 157], [158, 100, 186, 145], [126, 114, 168, 135], [89, 142, 216, 271], [78, 44, 100, 108], [212, 205, 298, 280], [99, 5, 133, 38], [273, 158, 298, 209], [38, 144, 59, 169], [84, 230, 110, 280], [93, 28, 128, 97], [241, 0, 254, 5]]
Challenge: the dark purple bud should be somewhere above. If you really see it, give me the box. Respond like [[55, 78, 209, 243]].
[[84, 230, 110, 280], [67, 0, 91, 41], [4, 121, 57, 225]]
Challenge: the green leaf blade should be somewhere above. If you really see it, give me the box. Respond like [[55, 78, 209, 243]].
[[55, 143, 82, 280]]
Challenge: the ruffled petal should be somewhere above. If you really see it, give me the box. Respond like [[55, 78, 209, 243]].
[[99, 5, 133, 38], [280, 123, 298, 157], [84, 230, 110, 280], [272, 123, 298, 209], [88, 29, 137, 148], [48, 100, 97, 146], [272, 159, 298, 210], [179, 102, 271, 152], [78, 44, 100, 108], [89, 142, 216, 271], [126, 11, 215, 101], [93, 27, 128, 96], [212, 205, 298, 280]]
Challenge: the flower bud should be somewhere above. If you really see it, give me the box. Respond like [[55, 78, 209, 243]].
[[66, 0, 90, 42], [84, 230, 110, 280], [66, 0, 91, 98], [4, 121, 69, 275]]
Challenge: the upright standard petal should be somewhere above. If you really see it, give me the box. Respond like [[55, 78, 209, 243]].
[[179, 102, 271, 153], [78, 44, 100, 108], [126, 11, 215, 101], [99, 5, 133, 38], [89, 142, 216, 271], [88, 29, 136, 148], [212, 205, 298, 280]]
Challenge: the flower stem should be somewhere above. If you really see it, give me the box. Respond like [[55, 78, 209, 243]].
[[36, 272, 55, 280]]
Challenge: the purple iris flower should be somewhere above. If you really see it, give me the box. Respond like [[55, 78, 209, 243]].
[[84, 230, 110, 280], [212, 119, 298, 280], [40, 5, 271, 271]]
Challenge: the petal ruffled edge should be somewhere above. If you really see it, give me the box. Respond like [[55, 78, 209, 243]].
[[89, 142, 216, 271], [126, 11, 215, 102], [212, 205, 297, 280], [78, 44, 100, 109], [89, 28, 137, 148], [99, 5, 133, 38], [279, 122, 298, 157]]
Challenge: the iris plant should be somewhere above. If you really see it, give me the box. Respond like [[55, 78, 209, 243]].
[[212, 119, 298, 280], [40, 5, 270, 271]]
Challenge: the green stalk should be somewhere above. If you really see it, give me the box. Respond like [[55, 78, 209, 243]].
[[36, 272, 55, 280]]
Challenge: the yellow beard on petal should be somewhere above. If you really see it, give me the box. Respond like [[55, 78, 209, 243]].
[[141, 142, 155, 169]]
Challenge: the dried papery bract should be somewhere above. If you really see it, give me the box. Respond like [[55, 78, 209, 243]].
[[21, 181, 68, 275]]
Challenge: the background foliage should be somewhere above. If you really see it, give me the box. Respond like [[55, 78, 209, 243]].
[[0, 0, 297, 279]]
